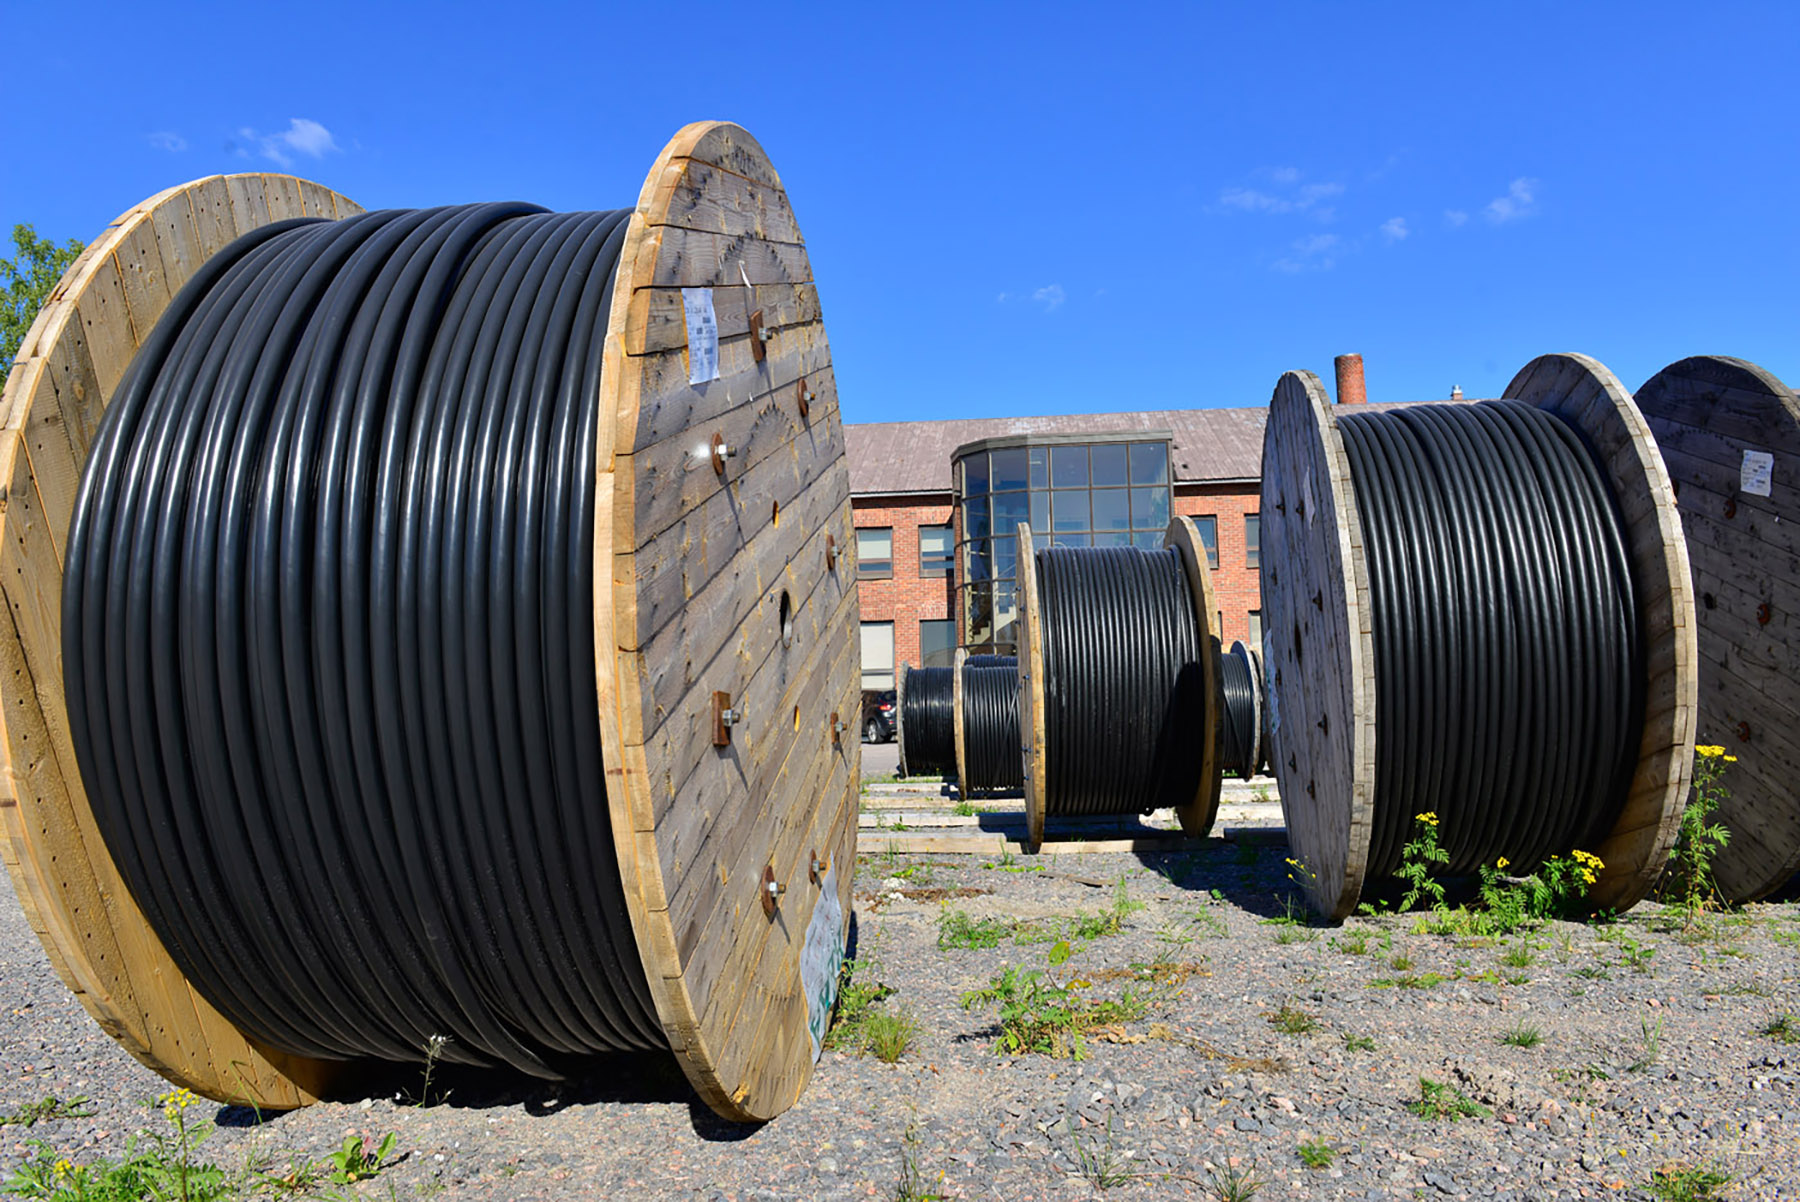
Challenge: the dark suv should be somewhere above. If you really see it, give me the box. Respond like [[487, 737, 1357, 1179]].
[[861, 690, 896, 743]]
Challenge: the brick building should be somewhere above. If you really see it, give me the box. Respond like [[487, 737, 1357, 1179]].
[[846, 408, 1268, 690]]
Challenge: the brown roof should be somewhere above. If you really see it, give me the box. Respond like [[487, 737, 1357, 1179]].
[[846, 407, 1271, 496]]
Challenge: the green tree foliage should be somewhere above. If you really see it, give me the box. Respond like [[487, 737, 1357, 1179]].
[[2, 224, 85, 367]]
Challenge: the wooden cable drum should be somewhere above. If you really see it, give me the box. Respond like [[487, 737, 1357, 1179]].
[[1637, 355, 1800, 901], [1261, 353, 1696, 921], [0, 121, 858, 1122], [1015, 518, 1224, 849]]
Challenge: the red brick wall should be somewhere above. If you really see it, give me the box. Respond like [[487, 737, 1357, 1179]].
[[852, 493, 955, 670], [1175, 482, 1264, 647]]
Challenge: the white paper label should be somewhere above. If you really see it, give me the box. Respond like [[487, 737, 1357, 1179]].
[[801, 859, 846, 1063], [1741, 449, 1774, 498], [681, 287, 721, 385]]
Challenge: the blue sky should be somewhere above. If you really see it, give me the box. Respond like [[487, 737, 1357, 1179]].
[[7, 1, 1795, 423]]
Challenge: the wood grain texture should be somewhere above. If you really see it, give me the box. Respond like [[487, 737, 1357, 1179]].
[[1637, 355, 1799, 901], [596, 121, 858, 1122], [1164, 516, 1224, 836], [0, 174, 358, 1109], [952, 647, 969, 799], [1015, 524, 1049, 850], [1259, 371, 1376, 920], [1505, 353, 1698, 914]]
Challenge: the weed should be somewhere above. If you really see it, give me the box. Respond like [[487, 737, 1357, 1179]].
[[1499, 942, 1536, 968], [937, 907, 1011, 950], [1630, 1014, 1665, 1073], [1271, 925, 1318, 946], [1252, 784, 1272, 805], [1659, 746, 1735, 922], [0, 1097, 94, 1128], [1330, 929, 1373, 955], [1067, 1116, 1136, 1189], [1296, 1139, 1335, 1169], [1620, 937, 1657, 974], [892, 1119, 945, 1202], [825, 956, 898, 1053], [1341, 1032, 1375, 1052], [1406, 1077, 1490, 1121], [1760, 1013, 1800, 1044], [1647, 1161, 1734, 1201], [1388, 954, 1414, 971], [327, 1133, 399, 1185], [1266, 1003, 1319, 1035], [960, 941, 1152, 1060], [1202, 1161, 1266, 1202], [1397, 813, 1449, 911], [864, 1009, 921, 1063], [1497, 1020, 1543, 1048], [1371, 972, 1449, 990], [952, 799, 976, 817], [1573, 964, 1612, 981]]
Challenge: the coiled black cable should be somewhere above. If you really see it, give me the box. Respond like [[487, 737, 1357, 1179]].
[[1036, 546, 1207, 815], [961, 658, 1021, 793], [62, 204, 667, 1078], [1336, 400, 1643, 877], [1219, 643, 1259, 779], [899, 664, 957, 776]]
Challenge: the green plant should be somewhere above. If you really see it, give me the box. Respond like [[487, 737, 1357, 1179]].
[[1406, 1077, 1490, 1121], [1067, 1116, 1135, 1189], [1296, 1139, 1335, 1169], [960, 941, 1150, 1060], [937, 907, 1011, 949], [1371, 971, 1448, 990], [326, 1133, 398, 1185], [1660, 746, 1735, 921], [1271, 925, 1318, 946], [1202, 1161, 1266, 1202], [1760, 1013, 1800, 1044], [1630, 1014, 1665, 1073], [1266, 1003, 1318, 1035], [1341, 1032, 1375, 1052], [893, 1119, 945, 1202], [1620, 937, 1657, 974], [863, 1009, 921, 1064], [1497, 1020, 1542, 1049], [1647, 1161, 1734, 1202], [5, 1089, 232, 1202], [825, 955, 898, 1053], [1388, 954, 1414, 971], [1330, 929, 1373, 955], [0, 1098, 94, 1129], [952, 799, 976, 817], [1499, 942, 1536, 968], [1397, 813, 1449, 910]]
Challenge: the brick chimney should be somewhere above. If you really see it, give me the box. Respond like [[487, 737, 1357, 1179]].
[[1334, 353, 1367, 405]]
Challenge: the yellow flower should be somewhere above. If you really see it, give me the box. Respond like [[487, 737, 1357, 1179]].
[[1580, 869, 1596, 886], [1571, 850, 1605, 871], [1496, 857, 1510, 870], [53, 1160, 71, 1180], [1417, 812, 1439, 827], [1724, 754, 1739, 763], [1696, 745, 1725, 759]]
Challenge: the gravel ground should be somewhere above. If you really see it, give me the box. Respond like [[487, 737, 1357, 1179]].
[[4, 835, 1799, 1200]]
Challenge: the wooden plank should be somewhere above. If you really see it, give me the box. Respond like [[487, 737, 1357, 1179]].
[[1017, 524, 1048, 848], [224, 174, 272, 236], [952, 647, 968, 800], [73, 255, 140, 405], [260, 176, 306, 221], [625, 281, 819, 357], [183, 177, 240, 260], [1165, 515, 1223, 836]]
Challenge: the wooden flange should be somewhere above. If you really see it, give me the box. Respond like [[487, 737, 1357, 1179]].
[[1636, 355, 1800, 902], [1016, 523, 1049, 850], [0, 122, 858, 1123], [895, 659, 912, 777], [1163, 516, 1225, 835], [1260, 370, 1378, 920], [951, 647, 970, 797], [1262, 355, 1697, 919], [0, 172, 362, 1109], [1505, 353, 1697, 914]]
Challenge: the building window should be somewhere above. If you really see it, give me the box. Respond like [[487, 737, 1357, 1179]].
[[1248, 609, 1263, 650], [952, 437, 1173, 653], [920, 619, 956, 669], [1245, 514, 1260, 569], [860, 621, 894, 690], [919, 525, 953, 577], [1195, 516, 1219, 570], [856, 527, 892, 579]]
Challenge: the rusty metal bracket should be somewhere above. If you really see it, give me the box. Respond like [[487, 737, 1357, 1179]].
[[712, 691, 740, 747], [748, 308, 767, 362], [761, 864, 783, 916], [825, 532, 837, 571], [1759, 601, 1772, 625], [796, 378, 812, 419]]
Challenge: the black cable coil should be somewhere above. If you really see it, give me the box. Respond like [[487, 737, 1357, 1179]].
[[899, 664, 957, 777], [1036, 545, 1207, 816], [1219, 643, 1260, 779], [961, 657, 1021, 793], [62, 204, 668, 1078], [1335, 400, 1643, 878]]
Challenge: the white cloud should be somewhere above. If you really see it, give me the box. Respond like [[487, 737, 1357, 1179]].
[[147, 131, 187, 152], [1032, 284, 1066, 311], [237, 118, 342, 167], [1273, 233, 1340, 273], [1218, 179, 1343, 217], [1484, 177, 1539, 224], [1444, 209, 1469, 227], [995, 291, 1011, 303], [1380, 216, 1409, 242], [1268, 166, 1302, 184]]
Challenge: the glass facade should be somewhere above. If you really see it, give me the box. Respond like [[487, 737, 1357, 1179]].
[[954, 437, 1173, 654]]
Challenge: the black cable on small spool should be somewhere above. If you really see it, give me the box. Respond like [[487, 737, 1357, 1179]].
[[1334, 400, 1643, 877], [1036, 546, 1207, 816], [61, 204, 665, 1076], [899, 664, 957, 776], [961, 657, 1021, 793], [1218, 643, 1259, 780]]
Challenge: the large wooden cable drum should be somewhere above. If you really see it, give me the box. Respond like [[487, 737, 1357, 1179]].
[[1015, 518, 1224, 849], [0, 121, 858, 1122], [1261, 354, 1697, 920], [1637, 356, 1800, 901]]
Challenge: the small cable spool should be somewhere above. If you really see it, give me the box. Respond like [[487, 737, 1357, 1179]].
[[1220, 641, 1264, 780], [958, 655, 1022, 794], [0, 123, 857, 1121], [897, 662, 957, 777], [1261, 354, 1697, 920], [1015, 517, 1225, 849], [1638, 356, 1800, 901]]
